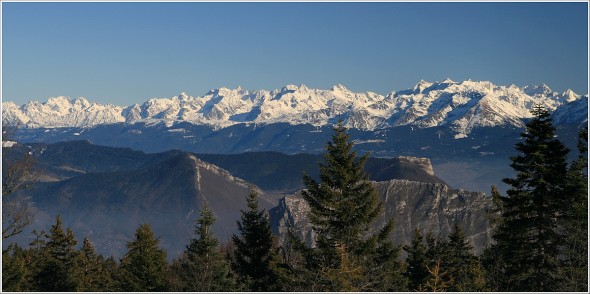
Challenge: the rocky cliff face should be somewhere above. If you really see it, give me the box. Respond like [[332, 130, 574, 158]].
[[397, 156, 435, 176], [270, 179, 495, 254]]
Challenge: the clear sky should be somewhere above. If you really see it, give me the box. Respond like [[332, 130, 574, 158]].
[[2, 1, 588, 105]]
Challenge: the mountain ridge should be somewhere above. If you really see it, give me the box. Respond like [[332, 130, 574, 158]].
[[4, 140, 453, 258], [4, 79, 585, 137]]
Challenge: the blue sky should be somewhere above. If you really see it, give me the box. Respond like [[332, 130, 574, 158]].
[[2, 2, 588, 105]]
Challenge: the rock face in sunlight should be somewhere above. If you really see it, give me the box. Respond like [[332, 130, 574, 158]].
[[271, 179, 495, 254]]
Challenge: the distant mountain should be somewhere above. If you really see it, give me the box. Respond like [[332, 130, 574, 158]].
[[198, 152, 446, 192], [10, 149, 266, 259], [552, 95, 588, 126], [3, 79, 584, 137], [7, 140, 445, 191], [11, 121, 584, 194], [5, 141, 450, 258]]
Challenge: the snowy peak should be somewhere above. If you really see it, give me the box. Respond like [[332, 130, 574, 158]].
[[523, 83, 552, 96], [560, 89, 580, 102], [2, 80, 586, 136], [385, 79, 584, 137], [413, 79, 434, 94], [331, 83, 350, 92], [552, 95, 588, 125], [4, 96, 125, 128]]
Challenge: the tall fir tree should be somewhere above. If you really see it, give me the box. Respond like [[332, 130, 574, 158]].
[[119, 224, 169, 291], [337, 218, 406, 291], [33, 215, 80, 291], [75, 237, 115, 291], [558, 127, 588, 291], [367, 228, 407, 291], [404, 228, 429, 291], [301, 121, 399, 291], [489, 105, 570, 291], [302, 121, 385, 252], [179, 202, 235, 291], [443, 225, 487, 291], [232, 188, 279, 291]]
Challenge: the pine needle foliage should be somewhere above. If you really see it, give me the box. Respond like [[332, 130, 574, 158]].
[[490, 105, 570, 291], [232, 188, 279, 291], [179, 203, 235, 291], [119, 224, 169, 291], [302, 121, 384, 253]]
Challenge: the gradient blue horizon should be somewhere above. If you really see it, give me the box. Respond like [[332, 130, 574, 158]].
[[2, 2, 588, 105]]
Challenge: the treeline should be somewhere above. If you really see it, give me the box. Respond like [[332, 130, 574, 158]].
[[3, 108, 588, 292], [0, 196, 486, 291]]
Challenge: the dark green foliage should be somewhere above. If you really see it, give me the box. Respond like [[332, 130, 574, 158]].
[[404, 228, 429, 291], [75, 237, 116, 291], [404, 227, 486, 292], [423, 231, 445, 272], [4, 226, 113, 292], [367, 233, 408, 291], [232, 188, 279, 291], [267, 230, 319, 291], [488, 106, 571, 291], [119, 224, 169, 291], [33, 215, 80, 291], [558, 127, 588, 291], [187, 203, 219, 260], [443, 225, 487, 291], [302, 122, 384, 252], [174, 203, 235, 291], [298, 121, 404, 291], [2, 243, 34, 291]]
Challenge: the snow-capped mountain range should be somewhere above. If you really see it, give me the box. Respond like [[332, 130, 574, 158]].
[[2, 79, 587, 137]]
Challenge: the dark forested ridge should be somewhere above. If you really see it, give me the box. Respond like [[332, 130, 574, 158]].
[[3, 114, 587, 291]]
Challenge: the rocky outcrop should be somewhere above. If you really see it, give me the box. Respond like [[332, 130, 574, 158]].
[[398, 156, 434, 176], [270, 179, 495, 254]]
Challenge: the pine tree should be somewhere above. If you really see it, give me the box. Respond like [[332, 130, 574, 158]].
[[179, 203, 235, 291], [33, 215, 80, 291], [444, 225, 486, 291], [558, 127, 588, 291], [300, 121, 399, 291], [490, 105, 570, 291], [368, 232, 407, 291], [404, 228, 429, 291], [424, 231, 445, 271], [119, 224, 169, 291], [75, 237, 115, 291], [2, 243, 33, 291], [271, 230, 320, 291], [232, 188, 279, 291], [302, 121, 385, 253]]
